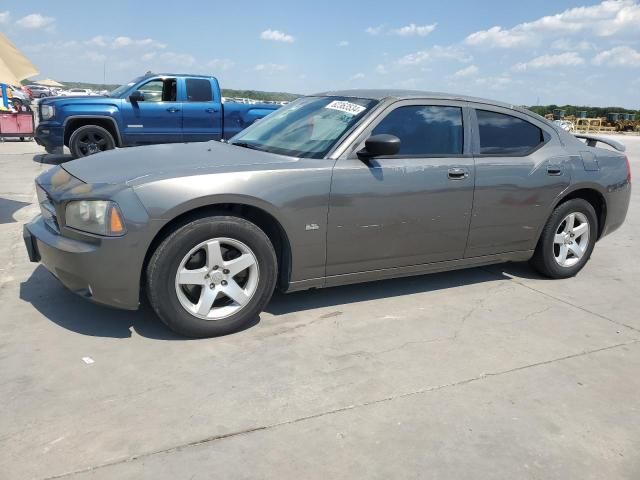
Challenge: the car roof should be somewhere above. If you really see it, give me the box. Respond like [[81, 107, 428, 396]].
[[314, 89, 518, 108], [313, 89, 553, 125]]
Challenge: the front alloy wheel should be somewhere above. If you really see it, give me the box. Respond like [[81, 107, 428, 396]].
[[175, 238, 259, 320], [146, 215, 277, 338]]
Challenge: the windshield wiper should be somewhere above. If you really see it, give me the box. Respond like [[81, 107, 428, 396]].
[[230, 142, 266, 152]]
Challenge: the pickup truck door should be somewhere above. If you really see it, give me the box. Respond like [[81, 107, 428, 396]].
[[120, 76, 182, 145], [181, 77, 223, 142], [326, 101, 475, 277], [464, 107, 571, 257]]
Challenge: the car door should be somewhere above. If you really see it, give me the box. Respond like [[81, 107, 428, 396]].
[[326, 100, 475, 277], [464, 106, 571, 257], [182, 77, 223, 142], [120, 76, 183, 145]]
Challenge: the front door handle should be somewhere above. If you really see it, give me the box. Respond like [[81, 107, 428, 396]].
[[448, 167, 469, 180], [547, 165, 562, 176], [166, 107, 180, 113], [205, 108, 219, 113]]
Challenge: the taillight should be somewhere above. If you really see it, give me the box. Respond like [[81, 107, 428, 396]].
[[625, 155, 631, 184]]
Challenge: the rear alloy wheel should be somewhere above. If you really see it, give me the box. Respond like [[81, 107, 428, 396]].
[[146, 215, 277, 337], [530, 198, 597, 279], [69, 125, 116, 158]]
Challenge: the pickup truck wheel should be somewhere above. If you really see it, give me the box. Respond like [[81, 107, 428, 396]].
[[146, 215, 277, 338], [530, 198, 597, 279], [69, 125, 115, 158]]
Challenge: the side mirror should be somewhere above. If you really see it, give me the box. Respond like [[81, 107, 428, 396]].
[[358, 134, 401, 158], [129, 90, 145, 103]]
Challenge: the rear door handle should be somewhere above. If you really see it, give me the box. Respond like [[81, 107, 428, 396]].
[[547, 165, 562, 176], [166, 107, 180, 113], [448, 167, 469, 180], [205, 108, 219, 113]]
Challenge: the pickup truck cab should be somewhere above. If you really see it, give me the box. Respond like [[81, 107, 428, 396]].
[[35, 73, 280, 158]]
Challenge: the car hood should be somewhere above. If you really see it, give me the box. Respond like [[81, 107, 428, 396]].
[[62, 141, 299, 186]]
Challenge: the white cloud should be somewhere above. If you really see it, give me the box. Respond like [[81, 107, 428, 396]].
[[375, 64, 388, 74], [513, 52, 585, 71], [337, 40, 350, 47], [392, 23, 437, 37], [452, 65, 479, 78], [0, 11, 10, 24], [551, 38, 593, 51], [260, 29, 294, 43], [16, 13, 55, 29], [365, 25, 384, 35], [465, 0, 640, 48], [112, 36, 133, 48], [136, 38, 166, 49], [593, 45, 640, 67], [397, 45, 472, 65], [86, 36, 107, 47], [255, 63, 287, 73], [141, 52, 156, 62], [350, 72, 365, 80]]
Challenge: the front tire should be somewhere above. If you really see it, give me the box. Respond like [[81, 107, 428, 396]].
[[69, 125, 115, 158], [530, 198, 598, 279], [146, 215, 278, 338]]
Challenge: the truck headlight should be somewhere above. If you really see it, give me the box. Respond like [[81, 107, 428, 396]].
[[40, 105, 55, 120], [65, 200, 126, 236]]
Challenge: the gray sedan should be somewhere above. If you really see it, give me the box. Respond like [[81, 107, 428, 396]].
[[24, 91, 632, 337]]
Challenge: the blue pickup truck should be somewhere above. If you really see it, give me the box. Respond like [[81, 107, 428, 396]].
[[35, 73, 280, 158]]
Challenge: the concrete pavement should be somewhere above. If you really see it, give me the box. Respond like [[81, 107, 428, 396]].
[[0, 137, 639, 480]]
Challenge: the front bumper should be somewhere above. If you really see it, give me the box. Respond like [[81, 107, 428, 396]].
[[34, 123, 64, 153], [23, 215, 141, 310]]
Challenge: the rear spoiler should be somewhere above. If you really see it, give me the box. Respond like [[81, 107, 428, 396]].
[[574, 134, 626, 152]]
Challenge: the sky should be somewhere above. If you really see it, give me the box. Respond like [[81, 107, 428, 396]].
[[1, 0, 639, 107]]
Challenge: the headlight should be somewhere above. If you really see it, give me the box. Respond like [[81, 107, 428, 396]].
[[41, 105, 55, 120], [65, 200, 126, 236]]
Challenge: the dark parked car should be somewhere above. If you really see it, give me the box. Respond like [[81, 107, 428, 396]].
[[24, 90, 631, 337]]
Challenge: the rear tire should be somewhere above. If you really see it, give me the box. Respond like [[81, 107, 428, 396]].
[[69, 125, 115, 158], [146, 215, 277, 338], [530, 198, 598, 279]]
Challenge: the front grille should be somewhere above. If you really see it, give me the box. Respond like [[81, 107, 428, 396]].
[[36, 184, 59, 232]]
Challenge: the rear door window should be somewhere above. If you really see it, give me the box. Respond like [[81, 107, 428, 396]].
[[372, 105, 463, 156], [476, 110, 544, 155], [186, 79, 213, 102]]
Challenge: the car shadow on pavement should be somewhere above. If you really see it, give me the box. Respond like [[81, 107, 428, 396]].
[[33, 153, 73, 165], [0, 197, 30, 224], [19, 266, 187, 340], [266, 266, 510, 316]]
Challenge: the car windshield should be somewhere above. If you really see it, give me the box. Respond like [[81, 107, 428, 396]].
[[107, 76, 147, 98], [230, 96, 377, 158]]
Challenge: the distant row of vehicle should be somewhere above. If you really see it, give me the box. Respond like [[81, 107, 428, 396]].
[[9, 84, 106, 103]]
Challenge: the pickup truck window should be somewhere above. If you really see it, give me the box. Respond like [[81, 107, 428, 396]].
[[186, 79, 213, 102], [230, 96, 377, 159], [139, 78, 177, 102]]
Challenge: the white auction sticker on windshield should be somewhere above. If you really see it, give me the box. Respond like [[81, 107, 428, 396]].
[[325, 100, 366, 116]]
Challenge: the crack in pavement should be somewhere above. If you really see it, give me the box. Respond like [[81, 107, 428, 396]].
[[481, 267, 640, 335], [42, 339, 640, 480]]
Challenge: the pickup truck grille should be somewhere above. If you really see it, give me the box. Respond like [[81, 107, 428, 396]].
[[36, 183, 59, 233]]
